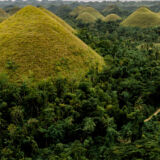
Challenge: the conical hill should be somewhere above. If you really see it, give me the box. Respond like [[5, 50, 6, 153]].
[[104, 14, 121, 22], [121, 7, 160, 28], [0, 6, 104, 81]]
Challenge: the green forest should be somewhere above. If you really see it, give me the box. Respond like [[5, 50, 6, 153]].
[[1, 1, 160, 160]]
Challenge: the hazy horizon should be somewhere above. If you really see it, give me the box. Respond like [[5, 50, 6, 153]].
[[62, 0, 159, 1]]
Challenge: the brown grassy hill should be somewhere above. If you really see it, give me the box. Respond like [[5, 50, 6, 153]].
[[0, 5, 104, 81], [104, 14, 121, 22], [121, 7, 160, 28], [70, 6, 104, 23], [76, 12, 97, 23]]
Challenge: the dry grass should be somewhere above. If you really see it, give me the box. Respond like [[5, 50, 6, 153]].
[[39, 7, 76, 34], [0, 5, 104, 81], [70, 6, 104, 23], [121, 7, 160, 28], [76, 12, 98, 23], [104, 14, 121, 22]]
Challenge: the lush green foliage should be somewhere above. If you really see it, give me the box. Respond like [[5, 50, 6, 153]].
[[1, 48, 160, 159], [1, 20, 160, 159]]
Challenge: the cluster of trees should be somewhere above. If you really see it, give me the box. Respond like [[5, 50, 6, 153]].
[[0, 55, 160, 159]]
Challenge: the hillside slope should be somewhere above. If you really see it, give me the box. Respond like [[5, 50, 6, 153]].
[[121, 7, 160, 28], [0, 6, 104, 81], [39, 7, 76, 33]]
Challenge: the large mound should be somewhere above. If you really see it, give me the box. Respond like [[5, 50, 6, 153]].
[[70, 6, 104, 23], [0, 6, 104, 81], [104, 14, 121, 22], [121, 7, 160, 28]]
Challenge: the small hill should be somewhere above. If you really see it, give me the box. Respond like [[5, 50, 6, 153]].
[[0, 6, 104, 81], [70, 6, 104, 23], [104, 14, 121, 22], [76, 12, 97, 23], [121, 7, 160, 28], [102, 5, 129, 17]]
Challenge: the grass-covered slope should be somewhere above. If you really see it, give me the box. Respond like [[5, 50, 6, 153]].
[[121, 7, 160, 28], [39, 7, 76, 34], [70, 6, 104, 23], [104, 14, 121, 22], [0, 5, 104, 81]]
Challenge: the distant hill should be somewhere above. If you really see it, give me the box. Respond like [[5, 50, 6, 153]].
[[150, 3, 160, 12], [121, 7, 160, 28], [76, 12, 98, 23], [104, 14, 121, 22], [0, 8, 9, 22], [4, 6, 21, 15], [0, 5, 104, 81], [70, 6, 104, 23], [102, 5, 130, 17]]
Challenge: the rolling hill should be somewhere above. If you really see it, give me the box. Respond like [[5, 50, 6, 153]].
[[70, 6, 104, 23], [76, 12, 98, 23], [0, 8, 9, 22], [0, 5, 104, 81], [121, 7, 160, 28], [104, 14, 121, 22], [102, 5, 130, 17]]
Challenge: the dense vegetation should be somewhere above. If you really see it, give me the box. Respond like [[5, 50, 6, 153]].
[[1, 13, 160, 159]]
